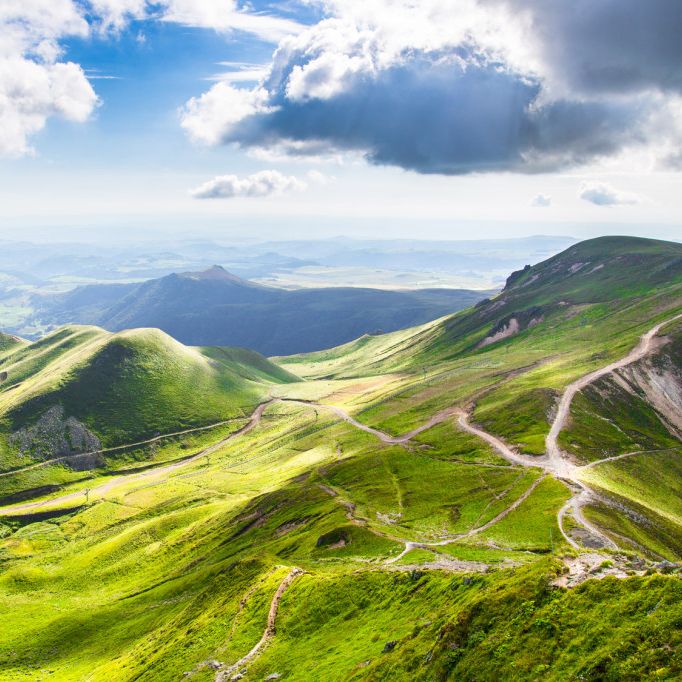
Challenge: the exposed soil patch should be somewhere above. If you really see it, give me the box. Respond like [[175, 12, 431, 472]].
[[479, 317, 520, 348], [316, 528, 350, 549], [274, 517, 311, 538], [553, 552, 646, 588], [10, 405, 101, 462]]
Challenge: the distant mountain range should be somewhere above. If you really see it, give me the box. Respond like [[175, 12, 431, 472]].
[[31, 266, 490, 355]]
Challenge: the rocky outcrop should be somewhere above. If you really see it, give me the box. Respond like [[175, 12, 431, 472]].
[[478, 306, 545, 348], [617, 340, 682, 438], [479, 317, 520, 347], [10, 405, 101, 461]]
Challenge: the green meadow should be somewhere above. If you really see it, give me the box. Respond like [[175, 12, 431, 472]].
[[0, 237, 681, 680]]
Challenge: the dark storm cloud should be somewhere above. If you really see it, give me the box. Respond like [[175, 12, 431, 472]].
[[496, 0, 682, 94], [227, 58, 650, 174]]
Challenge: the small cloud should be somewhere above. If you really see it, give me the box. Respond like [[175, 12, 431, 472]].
[[531, 194, 552, 207], [579, 182, 642, 206], [191, 170, 307, 199], [207, 62, 269, 84], [85, 69, 121, 80]]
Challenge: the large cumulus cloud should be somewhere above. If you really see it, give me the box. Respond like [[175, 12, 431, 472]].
[[181, 0, 682, 175]]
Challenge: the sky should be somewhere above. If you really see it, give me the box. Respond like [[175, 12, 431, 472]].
[[1, 0, 682, 243]]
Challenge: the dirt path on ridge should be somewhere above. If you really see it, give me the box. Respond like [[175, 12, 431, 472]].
[[0, 400, 274, 515], [546, 313, 682, 475], [0, 417, 248, 479], [279, 398, 458, 445], [216, 568, 303, 681]]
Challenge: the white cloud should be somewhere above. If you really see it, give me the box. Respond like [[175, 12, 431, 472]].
[[84, 0, 303, 39], [208, 62, 270, 84], [531, 194, 551, 207], [87, 0, 147, 32], [191, 170, 308, 199], [160, 0, 302, 42], [181, 82, 272, 145], [0, 0, 97, 157], [0, 0, 306, 157], [578, 182, 642, 206]]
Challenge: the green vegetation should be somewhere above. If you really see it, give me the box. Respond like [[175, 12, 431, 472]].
[[0, 236, 681, 680], [479, 477, 569, 551], [0, 326, 296, 464], [249, 562, 682, 681]]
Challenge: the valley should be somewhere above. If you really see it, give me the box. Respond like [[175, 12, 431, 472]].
[[0, 237, 681, 680]]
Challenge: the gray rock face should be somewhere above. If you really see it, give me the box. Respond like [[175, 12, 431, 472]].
[[382, 641, 397, 653], [10, 405, 101, 460]]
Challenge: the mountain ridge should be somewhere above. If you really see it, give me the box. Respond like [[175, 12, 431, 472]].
[[29, 268, 491, 355]]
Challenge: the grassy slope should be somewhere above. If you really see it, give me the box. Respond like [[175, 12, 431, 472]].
[[0, 237, 681, 680], [277, 236, 682, 555], [0, 402, 677, 681], [0, 326, 296, 467], [0, 332, 25, 357], [560, 322, 682, 460], [278, 240, 682, 487], [249, 563, 681, 682]]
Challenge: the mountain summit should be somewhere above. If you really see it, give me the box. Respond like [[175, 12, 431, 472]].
[[179, 265, 261, 286]]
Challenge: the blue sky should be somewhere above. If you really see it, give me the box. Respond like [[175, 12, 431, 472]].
[[23, 14, 291, 168], [1, 1, 681, 243]]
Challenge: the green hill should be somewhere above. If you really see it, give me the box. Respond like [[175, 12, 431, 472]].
[[0, 325, 296, 469], [0, 332, 25, 357], [279, 236, 682, 378], [0, 237, 681, 681]]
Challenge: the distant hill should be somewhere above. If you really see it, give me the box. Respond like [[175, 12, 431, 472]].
[[30, 266, 490, 355]]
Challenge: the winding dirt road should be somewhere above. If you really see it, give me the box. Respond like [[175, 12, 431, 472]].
[[216, 567, 303, 681], [450, 313, 682, 551], [455, 410, 545, 469], [280, 398, 458, 445], [546, 313, 682, 474], [544, 313, 682, 546], [386, 473, 548, 563], [578, 447, 674, 471]]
